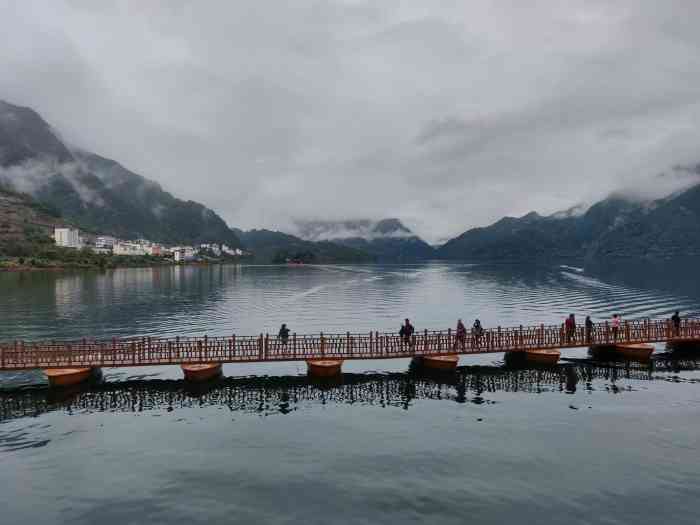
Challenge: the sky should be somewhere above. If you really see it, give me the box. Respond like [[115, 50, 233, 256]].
[[1, 1, 700, 243]]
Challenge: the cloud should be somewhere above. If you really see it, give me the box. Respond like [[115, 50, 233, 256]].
[[2, 1, 700, 242], [0, 159, 105, 206]]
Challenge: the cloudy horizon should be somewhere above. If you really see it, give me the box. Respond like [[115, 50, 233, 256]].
[[2, 1, 700, 243]]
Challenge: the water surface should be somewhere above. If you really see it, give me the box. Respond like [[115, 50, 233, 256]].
[[1, 263, 699, 524]]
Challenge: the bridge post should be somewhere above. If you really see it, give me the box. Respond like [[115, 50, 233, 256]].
[[424, 329, 428, 354], [293, 333, 296, 357], [320, 332, 325, 357], [0, 343, 4, 369], [346, 332, 351, 355], [498, 326, 502, 350], [258, 334, 263, 360], [264, 334, 269, 358], [625, 321, 630, 342], [369, 332, 373, 354], [197, 340, 203, 362]]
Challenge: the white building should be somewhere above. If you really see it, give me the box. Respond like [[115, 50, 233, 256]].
[[95, 236, 117, 251], [173, 246, 196, 262], [54, 228, 82, 249], [199, 243, 222, 257], [113, 241, 147, 256], [221, 244, 247, 256]]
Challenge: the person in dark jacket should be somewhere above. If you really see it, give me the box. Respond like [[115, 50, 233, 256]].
[[585, 316, 594, 344], [671, 311, 681, 336], [399, 318, 415, 345], [472, 319, 484, 347], [455, 319, 467, 350], [278, 323, 290, 344]]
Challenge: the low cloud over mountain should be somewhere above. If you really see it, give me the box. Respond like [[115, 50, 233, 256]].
[[0, 100, 240, 247]]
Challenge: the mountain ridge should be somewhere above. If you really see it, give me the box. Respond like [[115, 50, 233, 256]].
[[292, 218, 435, 262], [234, 227, 375, 264], [437, 175, 700, 262]]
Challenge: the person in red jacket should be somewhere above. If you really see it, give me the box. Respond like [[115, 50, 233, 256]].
[[565, 314, 575, 344]]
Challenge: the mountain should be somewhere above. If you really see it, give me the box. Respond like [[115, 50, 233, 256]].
[[293, 218, 435, 262], [591, 182, 700, 259], [235, 228, 375, 264], [0, 100, 241, 247], [438, 174, 700, 262]]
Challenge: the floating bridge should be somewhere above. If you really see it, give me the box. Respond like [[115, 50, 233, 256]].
[[1, 318, 698, 371]]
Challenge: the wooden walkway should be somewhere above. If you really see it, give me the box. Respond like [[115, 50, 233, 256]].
[[1, 318, 699, 371]]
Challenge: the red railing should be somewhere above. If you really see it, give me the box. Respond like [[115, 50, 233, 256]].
[[1, 318, 699, 370]]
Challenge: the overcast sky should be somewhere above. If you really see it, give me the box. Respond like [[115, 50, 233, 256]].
[[2, 1, 700, 242]]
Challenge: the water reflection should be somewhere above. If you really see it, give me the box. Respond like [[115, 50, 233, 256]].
[[3, 262, 700, 342], [2, 357, 697, 423]]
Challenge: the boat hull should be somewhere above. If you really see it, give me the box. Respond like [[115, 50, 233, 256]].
[[615, 344, 654, 361], [306, 359, 343, 377], [668, 340, 700, 353], [181, 363, 222, 382], [44, 367, 97, 387], [524, 349, 561, 366], [420, 354, 459, 371], [590, 343, 654, 361]]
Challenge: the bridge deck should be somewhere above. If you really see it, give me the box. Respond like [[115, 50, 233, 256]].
[[1, 319, 699, 371]]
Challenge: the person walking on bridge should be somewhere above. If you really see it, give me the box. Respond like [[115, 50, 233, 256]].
[[565, 314, 576, 344], [671, 311, 681, 336], [278, 323, 290, 345], [611, 314, 621, 342], [472, 319, 484, 348], [585, 316, 594, 344], [399, 318, 415, 346], [455, 319, 467, 350]]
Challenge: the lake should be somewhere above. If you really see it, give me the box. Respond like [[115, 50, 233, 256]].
[[1, 262, 699, 524]]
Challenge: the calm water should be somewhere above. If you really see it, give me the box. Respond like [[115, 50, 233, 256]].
[[1, 262, 700, 524]]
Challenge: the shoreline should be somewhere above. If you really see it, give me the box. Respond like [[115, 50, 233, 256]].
[[0, 258, 243, 273]]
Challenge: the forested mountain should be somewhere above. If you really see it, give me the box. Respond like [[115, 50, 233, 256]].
[[437, 173, 700, 262], [235, 228, 376, 264], [293, 218, 435, 262], [0, 100, 241, 247]]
